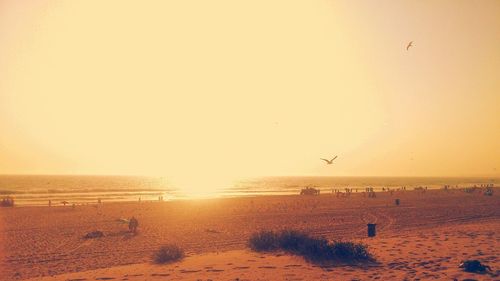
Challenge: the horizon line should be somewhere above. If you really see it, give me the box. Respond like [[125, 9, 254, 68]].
[[0, 173, 499, 179]]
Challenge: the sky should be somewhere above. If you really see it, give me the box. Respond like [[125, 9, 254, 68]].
[[1, 0, 499, 184]]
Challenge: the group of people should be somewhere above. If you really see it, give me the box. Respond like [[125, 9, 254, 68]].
[[330, 186, 411, 198], [463, 185, 495, 196], [300, 187, 320, 195], [1, 196, 14, 207], [332, 188, 357, 197], [361, 187, 376, 198]]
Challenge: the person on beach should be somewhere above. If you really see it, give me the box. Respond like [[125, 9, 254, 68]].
[[129, 216, 139, 234]]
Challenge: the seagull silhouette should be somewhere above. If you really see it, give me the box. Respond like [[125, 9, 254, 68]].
[[320, 156, 338, 164], [406, 41, 413, 50]]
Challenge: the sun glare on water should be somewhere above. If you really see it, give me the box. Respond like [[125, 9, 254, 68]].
[[169, 173, 237, 199]]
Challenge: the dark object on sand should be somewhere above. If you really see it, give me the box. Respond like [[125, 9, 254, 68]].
[[249, 229, 373, 263], [129, 216, 139, 233], [84, 231, 104, 239], [367, 224, 376, 237], [205, 228, 220, 233], [1, 196, 14, 207], [153, 244, 184, 264], [248, 230, 279, 251], [395, 198, 400, 206], [459, 260, 492, 273], [300, 187, 320, 195]]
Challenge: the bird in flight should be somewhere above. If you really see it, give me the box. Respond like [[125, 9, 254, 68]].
[[406, 41, 414, 51], [320, 156, 338, 164]]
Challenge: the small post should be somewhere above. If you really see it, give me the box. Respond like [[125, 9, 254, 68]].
[[367, 223, 376, 237], [395, 199, 400, 206]]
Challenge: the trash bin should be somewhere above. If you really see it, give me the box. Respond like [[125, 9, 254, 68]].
[[367, 223, 376, 237], [395, 199, 400, 206]]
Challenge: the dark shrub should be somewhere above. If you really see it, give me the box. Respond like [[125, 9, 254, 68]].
[[331, 241, 371, 260], [83, 231, 104, 239], [298, 236, 333, 262], [278, 230, 308, 253], [249, 231, 279, 251], [248, 230, 373, 263], [153, 244, 184, 264]]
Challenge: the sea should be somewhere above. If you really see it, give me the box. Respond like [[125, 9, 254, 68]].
[[0, 175, 498, 206]]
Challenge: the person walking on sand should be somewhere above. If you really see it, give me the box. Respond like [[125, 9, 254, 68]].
[[129, 216, 139, 234]]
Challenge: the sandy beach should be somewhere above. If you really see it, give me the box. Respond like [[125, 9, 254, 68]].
[[2, 0, 500, 279], [1, 189, 499, 280]]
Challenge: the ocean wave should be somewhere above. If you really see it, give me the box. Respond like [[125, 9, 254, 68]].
[[0, 190, 24, 195], [0, 188, 170, 195]]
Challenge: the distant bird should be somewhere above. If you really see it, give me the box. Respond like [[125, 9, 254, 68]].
[[320, 156, 338, 164], [406, 41, 414, 51]]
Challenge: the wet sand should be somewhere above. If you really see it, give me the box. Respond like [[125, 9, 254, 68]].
[[1, 188, 499, 280]]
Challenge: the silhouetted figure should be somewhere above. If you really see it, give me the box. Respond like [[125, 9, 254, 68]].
[[129, 216, 139, 234]]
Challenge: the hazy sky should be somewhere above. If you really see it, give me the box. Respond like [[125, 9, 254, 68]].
[[1, 0, 499, 183]]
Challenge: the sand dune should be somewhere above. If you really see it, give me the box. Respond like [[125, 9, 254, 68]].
[[1, 189, 499, 280]]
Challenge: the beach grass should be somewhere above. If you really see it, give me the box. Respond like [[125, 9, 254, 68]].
[[153, 244, 185, 264], [249, 229, 373, 263]]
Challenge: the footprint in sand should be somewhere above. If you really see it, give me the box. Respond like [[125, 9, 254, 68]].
[[206, 269, 224, 272], [180, 269, 202, 273], [151, 273, 170, 276]]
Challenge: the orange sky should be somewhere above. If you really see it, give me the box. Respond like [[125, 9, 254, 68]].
[[1, 0, 499, 181]]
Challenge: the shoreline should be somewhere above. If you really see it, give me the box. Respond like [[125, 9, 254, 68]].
[[4, 184, 498, 207], [2, 174, 498, 207]]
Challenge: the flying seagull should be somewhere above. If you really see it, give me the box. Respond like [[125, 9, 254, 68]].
[[320, 156, 338, 164], [406, 41, 413, 51]]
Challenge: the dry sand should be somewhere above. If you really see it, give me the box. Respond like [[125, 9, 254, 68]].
[[1, 188, 499, 280]]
